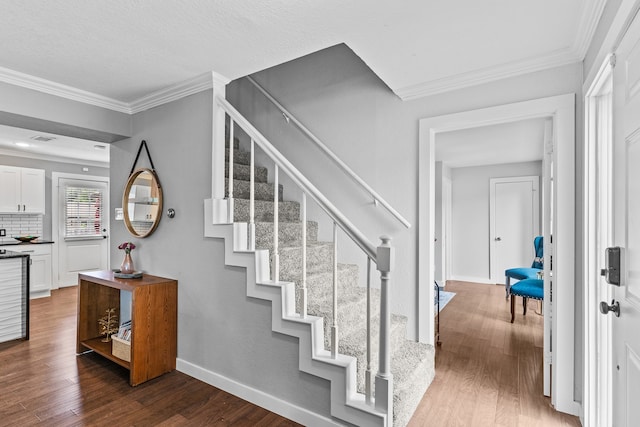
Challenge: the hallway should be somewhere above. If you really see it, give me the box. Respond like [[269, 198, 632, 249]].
[[408, 281, 581, 426]]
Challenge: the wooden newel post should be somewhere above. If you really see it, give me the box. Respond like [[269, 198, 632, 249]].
[[375, 236, 394, 419]]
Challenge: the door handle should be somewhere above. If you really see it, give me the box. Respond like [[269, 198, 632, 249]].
[[495, 237, 502, 241], [599, 300, 620, 317]]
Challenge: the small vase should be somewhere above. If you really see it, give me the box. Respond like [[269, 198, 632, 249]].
[[120, 252, 134, 274]]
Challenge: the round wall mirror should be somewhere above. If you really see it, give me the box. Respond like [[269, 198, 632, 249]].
[[123, 168, 163, 238]]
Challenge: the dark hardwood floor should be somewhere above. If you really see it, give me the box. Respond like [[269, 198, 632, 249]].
[[408, 281, 582, 427], [0, 287, 301, 426], [1, 281, 584, 426]]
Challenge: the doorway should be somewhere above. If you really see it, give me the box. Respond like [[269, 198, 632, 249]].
[[489, 176, 540, 284], [418, 94, 578, 415], [52, 172, 110, 287]]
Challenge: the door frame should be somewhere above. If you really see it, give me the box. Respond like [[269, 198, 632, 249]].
[[584, 55, 614, 427], [51, 172, 110, 289], [418, 93, 578, 415], [489, 175, 540, 284]]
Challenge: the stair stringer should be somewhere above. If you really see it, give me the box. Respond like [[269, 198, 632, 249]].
[[204, 202, 388, 427]]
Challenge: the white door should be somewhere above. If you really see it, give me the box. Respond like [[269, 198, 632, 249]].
[[489, 176, 540, 283], [53, 175, 109, 287], [610, 13, 640, 425]]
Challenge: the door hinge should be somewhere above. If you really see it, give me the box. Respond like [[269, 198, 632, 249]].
[[610, 53, 617, 68]]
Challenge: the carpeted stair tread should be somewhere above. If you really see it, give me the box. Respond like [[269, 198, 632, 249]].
[[226, 178, 283, 201], [226, 134, 435, 426], [277, 241, 335, 276], [225, 162, 268, 183], [233, 199, 300, 222], [226, 147, 249, 165], [254, 221, 319, 249], [333, 313, 410, 393], [391, 341, 435, 427]]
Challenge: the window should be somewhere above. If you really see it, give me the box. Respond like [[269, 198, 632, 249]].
[[64, 186, 104, 239]]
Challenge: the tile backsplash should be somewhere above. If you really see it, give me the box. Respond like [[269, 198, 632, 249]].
[[0, 214, 43, 239]]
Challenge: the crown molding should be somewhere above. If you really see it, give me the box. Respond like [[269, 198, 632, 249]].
[[397, 0, 606, 101], [129, 71, 230, 114], [572, 0, 608, 60], [395, 48, 582, 101], [0, 66, 231, 115], [0, 66, 131, 113], [0, 147, 109, 168]]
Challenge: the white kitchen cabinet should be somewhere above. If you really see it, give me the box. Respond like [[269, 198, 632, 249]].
[[0, 255, 28, 343], [0, 166, 45, 214], [9, 245, 52, 297]]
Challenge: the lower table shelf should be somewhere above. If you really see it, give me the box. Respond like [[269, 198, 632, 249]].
[[76, 271, 177, 386], [80, 337, 130, 369]]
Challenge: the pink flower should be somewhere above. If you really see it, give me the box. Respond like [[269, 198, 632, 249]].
[[118, 242, 136, 254]]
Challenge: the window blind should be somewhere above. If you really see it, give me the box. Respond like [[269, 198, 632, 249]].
[[64, 186, 103, 238]]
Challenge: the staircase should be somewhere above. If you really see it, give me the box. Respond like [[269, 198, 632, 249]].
[[216, 134, 435, 426]]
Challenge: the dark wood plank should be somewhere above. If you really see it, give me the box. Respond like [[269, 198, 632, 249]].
[[0, 286, 301, 426]]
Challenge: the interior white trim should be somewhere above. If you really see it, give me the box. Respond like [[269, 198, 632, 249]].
[[130, 72, 230, 114], [572, 0, 609, 59], [0, 65, 131, 113], [418, 94, 578, 416], [0, 147, 109, 168], [0, 66, 229, 115], [396, 48, 581, 100], [51, 172, 110, 290], [177, 359, 339, 427], [397, 0, 606, 101]]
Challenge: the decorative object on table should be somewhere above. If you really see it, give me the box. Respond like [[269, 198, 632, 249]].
[[113, 269, 143, 279], [118, 241, 136, 274], [98, 308, 118, 342], [112, 319, 132, 361], [13, 235, 38, 242]]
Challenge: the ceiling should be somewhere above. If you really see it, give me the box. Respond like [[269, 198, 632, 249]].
[[0, 1, 605, 162], [435, 118, 546, 169], [0, 125, 109, 165]]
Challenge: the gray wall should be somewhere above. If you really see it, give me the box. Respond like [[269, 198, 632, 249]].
[[449, 161, 542, 283], [0, 154, 109, 240], [109, 91, 331, 419], [227, 43, 583, 340]]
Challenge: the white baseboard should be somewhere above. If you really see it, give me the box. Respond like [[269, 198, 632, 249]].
[[449, 275, 496, 285], [176, 358, 341, 427]]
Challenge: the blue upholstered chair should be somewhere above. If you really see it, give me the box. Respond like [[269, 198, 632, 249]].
[[509, 278, 544, 323], [504, 236, 543, 299]]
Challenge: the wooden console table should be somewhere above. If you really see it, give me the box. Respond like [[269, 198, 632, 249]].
[[76, 270, 177, 386]]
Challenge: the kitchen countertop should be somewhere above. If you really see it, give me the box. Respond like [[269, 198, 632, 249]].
[[0, 249, 31, 259], [0, 240, 55, 246]]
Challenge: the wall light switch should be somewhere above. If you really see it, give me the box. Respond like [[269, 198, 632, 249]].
[[0, 229, 6, 237]]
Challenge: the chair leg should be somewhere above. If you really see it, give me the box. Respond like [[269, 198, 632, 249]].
[[505, 277, 511, 300], [511, 295, 516, 323], [523, 297, 528, 316]]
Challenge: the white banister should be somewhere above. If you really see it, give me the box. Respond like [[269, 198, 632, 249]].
[[301, 192, 308, 318], [331, 222, 339, 359], [228, 120, 235, 222], [246, 75, 411, 229], [216, 96, 376, 260], [248, 139, 255, 251], [375, 236, 394, 415], [365, 256, 373, 405], [218, 95, 394, 422], [273, 164, 280, 282]]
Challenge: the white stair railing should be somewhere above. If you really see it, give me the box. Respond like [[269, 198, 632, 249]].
[[246, 75, 411, 229], [219, 94, 394, 417]]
